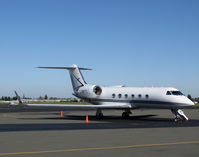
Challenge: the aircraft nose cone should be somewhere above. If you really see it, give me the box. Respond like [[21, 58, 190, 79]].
[[187, 98, 195, 106]]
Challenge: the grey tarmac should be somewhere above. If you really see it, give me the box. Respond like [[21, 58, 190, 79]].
[[0, 105, 199, 157]]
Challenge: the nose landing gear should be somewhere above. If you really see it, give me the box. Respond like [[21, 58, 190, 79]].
[[171, 109, 188, 123]]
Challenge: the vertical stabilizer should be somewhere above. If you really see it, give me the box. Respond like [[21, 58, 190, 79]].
[[37, 64, 92, 93], [69, 64, 87, 91], [14, 91, 23, 104]]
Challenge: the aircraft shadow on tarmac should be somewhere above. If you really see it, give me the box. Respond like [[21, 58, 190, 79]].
[[0, 115, 199, 132]]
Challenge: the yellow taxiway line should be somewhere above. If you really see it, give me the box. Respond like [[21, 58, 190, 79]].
[[0, 141, 199, 156]]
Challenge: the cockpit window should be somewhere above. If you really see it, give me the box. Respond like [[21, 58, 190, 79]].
[[166, 91, 172, 95], [171, 91, 184, 96], [166, 91, 184, 96]]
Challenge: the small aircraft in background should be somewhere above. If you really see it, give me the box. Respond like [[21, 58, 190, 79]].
[[14, 64, 194, 123]]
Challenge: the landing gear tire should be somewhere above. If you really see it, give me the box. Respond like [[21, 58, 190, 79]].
[[174, 117, 186, 124], [96, 113, 104, 120], [96, 109, 104, 120], [122, 112, 130, 119]]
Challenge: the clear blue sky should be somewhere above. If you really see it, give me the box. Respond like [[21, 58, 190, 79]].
[[0, 0, 198, 98]]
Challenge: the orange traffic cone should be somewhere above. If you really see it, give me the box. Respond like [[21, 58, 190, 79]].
[[85, 115, 89, 123], [60, 111, 64, 118]]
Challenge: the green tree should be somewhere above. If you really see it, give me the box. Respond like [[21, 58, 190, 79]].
[[13, 96, 17, 100], [44, 94, 48, 100], [187, 94, 192, 100]]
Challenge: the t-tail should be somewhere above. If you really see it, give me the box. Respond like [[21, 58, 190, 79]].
[[37, 64, 92, 93]]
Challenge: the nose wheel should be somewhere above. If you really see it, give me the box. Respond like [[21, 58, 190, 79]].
[[174, 117, 185, 124]]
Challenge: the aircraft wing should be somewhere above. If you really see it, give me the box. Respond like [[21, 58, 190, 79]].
[[25, 102, 131, 109], [14, 91, 132, 109]]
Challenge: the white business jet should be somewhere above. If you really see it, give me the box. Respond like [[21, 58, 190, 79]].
[[19, 64, 194, 122]]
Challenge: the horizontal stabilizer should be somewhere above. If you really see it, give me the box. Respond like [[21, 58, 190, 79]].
[[37, 67, 92, 70], [37, 64, 91, 91]]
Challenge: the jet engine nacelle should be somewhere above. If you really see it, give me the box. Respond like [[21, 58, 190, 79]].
[[93, 85, 102, 95], [78, 85, 102, 98]]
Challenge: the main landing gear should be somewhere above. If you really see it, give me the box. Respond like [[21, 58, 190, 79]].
[[96, 108, 104, 119], [171, 109, 188, 123], [122, 110, 132, 119], [96, 109, 132, 120]]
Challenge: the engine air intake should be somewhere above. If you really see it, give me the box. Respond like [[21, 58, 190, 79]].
[[93, 86, 102, 95]]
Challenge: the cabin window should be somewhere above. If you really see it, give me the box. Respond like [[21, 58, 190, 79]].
[[138, 94, 142, 98], [125, 94, 128, 98], [145, 94, 149, 98], [131, 94, 135, 98], [112, 94, 116, 98], [118, 94, 122, 98]]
